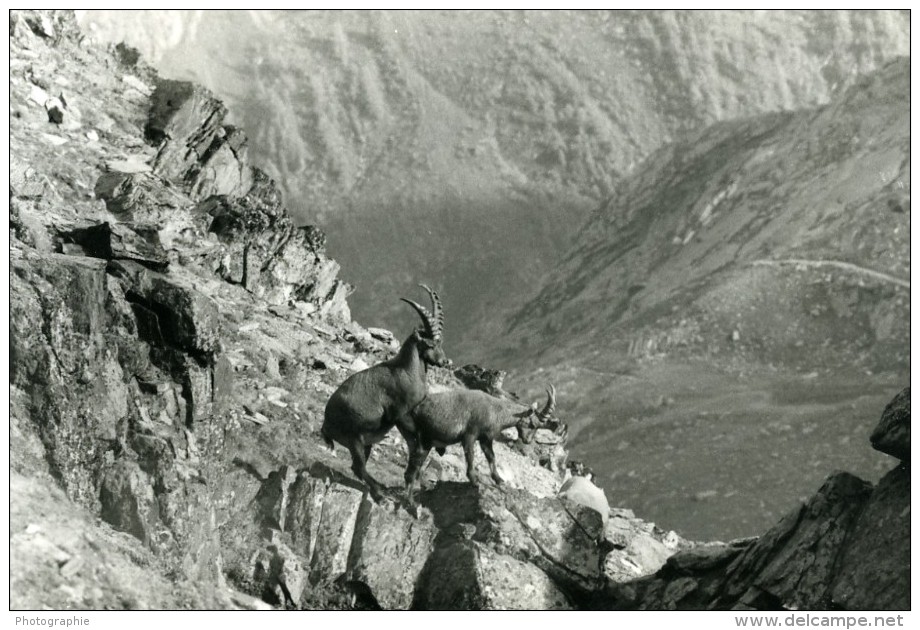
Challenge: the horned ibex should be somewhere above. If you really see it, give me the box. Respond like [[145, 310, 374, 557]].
[[401, 386, 557, 503], [321, 285, 450, 501]]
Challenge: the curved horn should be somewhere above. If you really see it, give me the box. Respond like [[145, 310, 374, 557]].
[[537, 385, 556, 421], [419, 284, 443, 340], [400, 298, 435, 339]]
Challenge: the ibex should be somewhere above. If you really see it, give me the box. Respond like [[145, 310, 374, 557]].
[[402, 386, 557, 503], [321, 285, 451, 501]]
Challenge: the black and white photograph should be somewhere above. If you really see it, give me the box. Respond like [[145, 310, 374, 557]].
[[8, 8, 911, 617]]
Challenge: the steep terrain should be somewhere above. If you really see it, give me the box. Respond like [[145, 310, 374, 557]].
[[77, 10, 910, 361], [7, 11, 627, 610], [8, 11, 908, 611]]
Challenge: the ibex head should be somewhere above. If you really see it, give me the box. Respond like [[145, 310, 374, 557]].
[[401, 284, 451, 368], [514, 385, 557, 421]]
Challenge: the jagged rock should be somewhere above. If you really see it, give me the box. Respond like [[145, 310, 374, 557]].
[[109, 260, 220, 359], [145, 80, 225, 175], [61, 221, 169, 270], [146, 79, 252, 199], [603, 510, 686, 585], [94, 171, 190, 218], [617, 472, 877, 610], [870, 387, 910, 461], [344, 496, 438, 609], [10, 250, 126, 507], [454, 364, 508, 395], [830, 464, 910, 610], [718, 472, 875, 610], [416, 540, 572, 610], [224, 463, 606, 609], [421, 483, 605, 599], [425, 441, 561, 498], [200, 172, 352, 317], [99, 459, 159, 546]]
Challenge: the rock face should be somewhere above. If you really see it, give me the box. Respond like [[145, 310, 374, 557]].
[[593, 389, 910, 611], [219, 464, 607, 610], [9, 10, 351, 608], [871, 387, 910, 461]]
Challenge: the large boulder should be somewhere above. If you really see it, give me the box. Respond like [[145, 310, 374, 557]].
[[146, 79, 252, 199], [602, 507, 687, 585], [415, 540, 572, 610], [871, 387, 910, 461], [200, 171, 353, 318], [61, 221, 169, 270], [830, 463, 910, 610]]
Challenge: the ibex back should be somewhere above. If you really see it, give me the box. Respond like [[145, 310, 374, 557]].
[[321, 284, 450, 501]]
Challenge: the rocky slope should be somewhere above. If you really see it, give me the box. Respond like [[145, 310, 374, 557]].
[[77, 10, 910, 361], [8, 11, 908, 611], [501, 58, 909, 371]]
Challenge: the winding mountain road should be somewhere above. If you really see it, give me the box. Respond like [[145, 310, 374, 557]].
[[752, 258, 909, 289]]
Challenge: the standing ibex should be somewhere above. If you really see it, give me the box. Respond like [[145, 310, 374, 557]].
[[401, 386, 557, 503], [321, 285, 451, 501]]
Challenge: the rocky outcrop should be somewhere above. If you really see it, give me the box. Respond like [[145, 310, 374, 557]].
[[830, 464, 910, 610], [594, 389, 910, 611], [61, 221, 170, 270], [221, 463, 607, 610], [871, 387, 910, 461], [9, 9, 352, 608]]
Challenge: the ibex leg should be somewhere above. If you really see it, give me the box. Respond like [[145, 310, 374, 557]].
[[347, 441, 386, 502], [462, 435, 479, 485], [478, 437, 503, 485], [404, 443, 431, 505]]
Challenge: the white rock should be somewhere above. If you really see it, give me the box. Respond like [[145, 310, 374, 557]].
[[122, 74, 152, 95], [106, 157, 151, 173], [559, 476, 610, 527], [40, 133, 67, 146], [28, 84, 49, 106]]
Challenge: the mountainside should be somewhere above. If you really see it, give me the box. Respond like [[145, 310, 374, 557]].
[[502, 58, 910, 370], [8, 11, 908, 611], [77, 10, 910, 362], [499, 58, 909, 539]]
